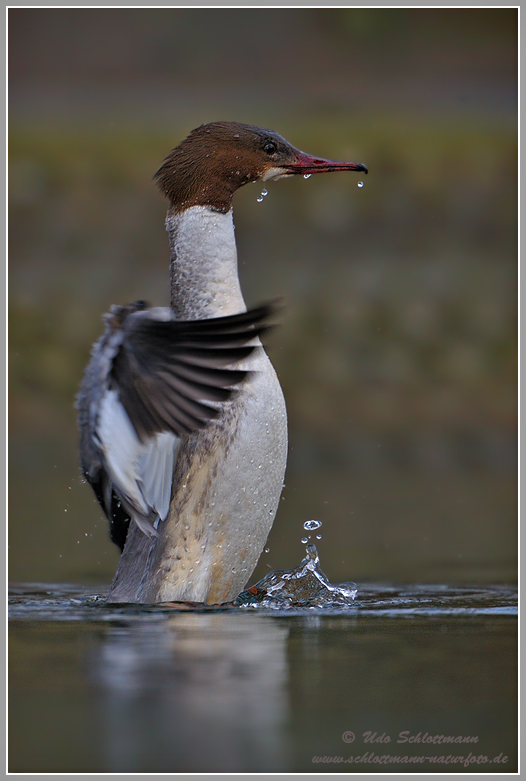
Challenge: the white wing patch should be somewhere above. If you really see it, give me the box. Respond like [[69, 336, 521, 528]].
[[137, 431, 181, 523], [97, 389, 179, 532]]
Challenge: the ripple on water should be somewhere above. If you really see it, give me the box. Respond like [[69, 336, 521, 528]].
[[8, 576, 517, 621]]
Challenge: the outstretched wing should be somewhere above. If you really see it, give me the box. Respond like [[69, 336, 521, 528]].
[[110, 303, 274, 441], [78, 303, 277, 548]]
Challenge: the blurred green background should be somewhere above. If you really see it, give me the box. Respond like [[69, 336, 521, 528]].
[[9, 8, 517, 588]]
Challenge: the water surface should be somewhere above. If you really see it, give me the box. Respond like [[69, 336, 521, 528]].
[[9, 582, 517, 773]]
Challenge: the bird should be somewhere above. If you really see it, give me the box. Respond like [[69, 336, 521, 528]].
[[77, 121, 367, 604]]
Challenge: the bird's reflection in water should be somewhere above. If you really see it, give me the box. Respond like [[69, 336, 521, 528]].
[[90, 612, 290, 772]]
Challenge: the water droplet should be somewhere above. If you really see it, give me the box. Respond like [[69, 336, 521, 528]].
[[303, 173, 312, 179], [357, 181, 364, 188], [316, 534, 322, 540], [264, 547, 270, 554], [301, 536, 309, 544], [339, 582, 357, 599], [303, 519, 322, 531], [261, 188, 268, 196], [257, 195, 264, 203]]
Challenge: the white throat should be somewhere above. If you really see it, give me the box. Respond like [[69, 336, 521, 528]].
[[166, 206, 246, 319]]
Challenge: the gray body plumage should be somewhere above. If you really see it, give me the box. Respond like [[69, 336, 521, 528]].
[[78, 209, 287, 603], [106, 207, 287, 604]]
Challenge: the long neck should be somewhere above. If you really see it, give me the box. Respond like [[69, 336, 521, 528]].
[[166, 206, 246, 319]]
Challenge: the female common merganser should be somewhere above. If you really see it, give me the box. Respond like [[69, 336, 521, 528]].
[[77, 122, 367, 604]]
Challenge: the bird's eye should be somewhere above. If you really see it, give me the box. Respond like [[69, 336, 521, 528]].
[[264, 142, 277, 154]]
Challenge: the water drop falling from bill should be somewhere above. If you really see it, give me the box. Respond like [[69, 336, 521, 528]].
[[304, 174, 312, 179], [357, 181, 364, 188]]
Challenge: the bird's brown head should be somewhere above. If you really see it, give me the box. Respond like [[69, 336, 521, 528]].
[[154, 121, 368, 214]]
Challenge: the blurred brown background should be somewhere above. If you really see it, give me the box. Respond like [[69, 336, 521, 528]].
[[8, 8, 517, 587]]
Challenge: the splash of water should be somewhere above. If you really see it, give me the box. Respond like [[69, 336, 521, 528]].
[[236, 544, 357, 609]]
